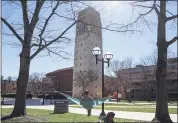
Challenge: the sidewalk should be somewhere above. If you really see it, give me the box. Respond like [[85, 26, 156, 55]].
[[70, 105, 177, 108], [2, 105, 177, 122]]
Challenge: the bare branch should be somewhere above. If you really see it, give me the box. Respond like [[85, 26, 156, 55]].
[[1, 17, 24, 44], [30, 21, 77, 60], [20, 0, 30, 28], [39, 1, 60, 39], [30, 0, 45, 32], [166, 15, 178, 22], [167, 36, 178, 46]]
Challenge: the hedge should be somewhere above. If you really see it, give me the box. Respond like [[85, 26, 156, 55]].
[[1, 93, 33, 99], [37, 93, 67, 99]]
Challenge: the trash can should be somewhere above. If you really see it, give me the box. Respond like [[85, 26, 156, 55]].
[[54, 100, 69, 114]]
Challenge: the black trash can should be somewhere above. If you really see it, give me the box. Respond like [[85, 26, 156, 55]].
[[54, 100, 69, 114]]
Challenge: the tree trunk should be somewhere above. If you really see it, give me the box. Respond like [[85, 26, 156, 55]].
[[152, 1, 173, 123], [11, 46, 31, 117]]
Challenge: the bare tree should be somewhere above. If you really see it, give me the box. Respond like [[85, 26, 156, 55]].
[[109, 1, 178, 122], [28, 72, 45, 94], [74, 70, 98, 92], [1, 1, 78, 117], [140, 49, 177, 102], [107, 57, 134, 99]]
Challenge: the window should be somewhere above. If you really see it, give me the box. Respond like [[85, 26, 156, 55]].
[[85, 56, 86, 58], [81, 44, 83, 46], [75, 64, 77, 67], [95, 85, 97, 88], [96, 94, 97, 96], [85, 62, 86, 65], [75, 94, 76, 96], [85, 49, 86, 51], [80, 57, 82, 60], [80, 63, 82, 66], [91, 94, 93, 96]]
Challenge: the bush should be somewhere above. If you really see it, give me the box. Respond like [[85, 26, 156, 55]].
[[37, 92, 67, 99], [1, 93, 33, 99]]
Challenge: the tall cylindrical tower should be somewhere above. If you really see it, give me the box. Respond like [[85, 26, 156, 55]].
[[73, 7, 102, 98]]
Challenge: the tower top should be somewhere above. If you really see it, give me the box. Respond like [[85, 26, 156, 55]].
[[76, 7, 101, 37]]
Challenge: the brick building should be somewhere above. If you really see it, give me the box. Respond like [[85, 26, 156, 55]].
[[117, 57, 178, 100], [43, 67, 73, 96]]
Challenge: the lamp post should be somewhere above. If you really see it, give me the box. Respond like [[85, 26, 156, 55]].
[[127, 89, 131, 103], [92, 47, 113, 120]]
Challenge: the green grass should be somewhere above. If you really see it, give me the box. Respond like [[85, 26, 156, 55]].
[[69, 106, 177, 114], [1, 108, 143, 122]]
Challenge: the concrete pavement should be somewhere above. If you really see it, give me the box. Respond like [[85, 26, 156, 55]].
[[70, 105, 177, 108], [2, 105, 177, 122]]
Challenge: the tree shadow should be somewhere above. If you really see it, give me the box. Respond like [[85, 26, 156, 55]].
[[49, 112, 67, 115], [1, 115, 13, 121]]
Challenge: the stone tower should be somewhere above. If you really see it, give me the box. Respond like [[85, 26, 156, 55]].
[[72, 7, 102, 99]]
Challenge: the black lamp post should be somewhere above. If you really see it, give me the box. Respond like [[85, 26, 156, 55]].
[[127, 89, 131, 103], [92, 47, 113, 120]]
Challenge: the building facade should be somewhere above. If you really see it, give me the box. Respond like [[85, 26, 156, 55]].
[[73, 7, 102, 98], [44, 67, 73, 96], [118, 57, 178, 100]]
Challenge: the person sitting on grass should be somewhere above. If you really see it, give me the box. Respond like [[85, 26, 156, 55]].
[[104, 112, 115, 123], [80, 90, 94, 117]]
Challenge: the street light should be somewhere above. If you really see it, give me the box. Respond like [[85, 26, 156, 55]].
[[92, 47, 113, 120], [127, 89, 131, 103]]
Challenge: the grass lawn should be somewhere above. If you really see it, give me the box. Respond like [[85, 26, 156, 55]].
[[69, 106, 177, 114], [1, 108, 143, 122]]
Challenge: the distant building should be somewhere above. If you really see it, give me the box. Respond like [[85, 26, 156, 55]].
[[117, 57, 178, 100], [43, 67, 73, 96]]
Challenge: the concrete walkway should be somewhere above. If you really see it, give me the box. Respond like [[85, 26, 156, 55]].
[[70, 105, 177, 108], [1, 105, 177, 122]]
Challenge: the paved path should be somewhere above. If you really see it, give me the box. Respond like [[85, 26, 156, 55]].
[[70, 105, 177, 108], [2, 105, 177, 122]]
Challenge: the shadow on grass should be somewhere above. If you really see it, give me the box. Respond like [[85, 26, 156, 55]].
[[1, 115, 13, 121], [50, 112, 67, 115]]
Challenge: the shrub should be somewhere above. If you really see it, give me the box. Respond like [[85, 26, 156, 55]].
[[1, 93, 33, 99], [37, 93, 67, 99]]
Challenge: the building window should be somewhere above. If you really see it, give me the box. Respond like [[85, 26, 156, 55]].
[[81, 44, 83, 46], [91, 94, 93, 96], [85, 49, 86, 51], [80, 63, 82, 66], [75, 58, 77, 60], [95, 85, 97, 88], [76, 64, 77, 67], [75, 94, 76, 96], [85, 62, 86, 65], [96, 94, 97, 96], [80, 57, 82, 60]]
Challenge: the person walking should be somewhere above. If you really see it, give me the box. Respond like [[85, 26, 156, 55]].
[[80, 90, 94, 116]]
